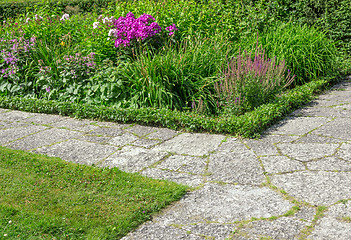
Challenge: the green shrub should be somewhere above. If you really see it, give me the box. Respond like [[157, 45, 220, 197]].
[[243, 21, 339, 85], [266, 0, 351, 54]]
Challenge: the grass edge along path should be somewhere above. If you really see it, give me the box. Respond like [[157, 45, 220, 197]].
[[0, 77, 335, 138], [0, 146, 188, 239]]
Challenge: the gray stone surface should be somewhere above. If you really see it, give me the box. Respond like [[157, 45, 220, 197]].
[[208, 151, 265, 185], [292, 106, 351, 118], [5, 128, 82, 151], [309, 201, 351, 239], [107, 132, 139, 146], [261, 156, 305, 174], [307, 157, 351, 171], [237, 217, 309, 240], [156, 155, 207, 174], [137, 183, 293, 224], [295, 134, 345, 143], [100, 146, 168, 172], [23, 113, 64, 124], [0, 110, 36, 121], [126, 125, 157, 137], [277, 143, 339, 162], [35, 139, 117, 165], [146, 127, 179, 141], [271, 171, 351, 205], [267, 117, 330, 135], [154, 133, 225, 156], [0, 125, 47, 145], [312, 118, 351, 140], [337, 143, 351, 161], [141, 168, 203, 188], [87, 126, 124, 137], [132, 138, 161, 148], [50, 118, 99, 132], [244, 135, 298, 156]]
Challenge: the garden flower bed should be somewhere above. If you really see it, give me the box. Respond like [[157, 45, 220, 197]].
[[0, 0, 349, 137]]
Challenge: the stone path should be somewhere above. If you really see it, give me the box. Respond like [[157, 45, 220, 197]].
[[1, 77, 351, 239]]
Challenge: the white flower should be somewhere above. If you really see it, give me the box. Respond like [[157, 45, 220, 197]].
[[93, 22, 100, 29], [108, 29, 116, 36], [60, 13, 69, 21], [25, 18, 31, 23], [34, 14, 43, 20]]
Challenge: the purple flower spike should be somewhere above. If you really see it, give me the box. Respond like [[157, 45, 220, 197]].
[[46, 87, 50, 93]]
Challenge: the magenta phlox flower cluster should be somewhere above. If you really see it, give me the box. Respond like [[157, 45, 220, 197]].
[[111, 12, 162, 48], [165, 24, 178, 36]]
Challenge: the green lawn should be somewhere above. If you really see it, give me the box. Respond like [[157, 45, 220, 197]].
[[0, 146, 188, 239]]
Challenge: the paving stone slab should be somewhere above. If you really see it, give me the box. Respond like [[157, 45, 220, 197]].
[[141, 168, 203, 188], [182, 223, 235, 240], [237, 216, 310, 240], [154, 133, 225, 156], [23, 113, 64, 125], [35, 139, 117, 165], [244, 135, 298, 156], [267, 117, 330, 135], [0, 125, 47, 145], [122, 222, 202, 240], [333, 103, 351, 111], [260, 156, 305, 174], [309, 201, 351, 239], [0, 110, 37, 121], [132, 138, 161, 148], [277, 143, 339, 162], [312, 118, 351, 140], [87, 127, 124, 137], [156, 155, 207, 174], [146, 183, 293, 224], [0, 108, 9, 113], [215, 137, 248, 153], [307, 157, 351, 171], [292, 106, 351, 118], [107, 132, 139, 146], [50, 118, 99, 132], [126, 125, 157, 137], [270, 171, 351, 206], [208, 151, 265, 185], [5, 128, 83, 151], [0, 121, 29, 129], [294, 134, 345, 143], [99, 146, 168, 172], [146, 128, 180, 141], [336, 143, 351, 161], [77, 135, 112, 144]]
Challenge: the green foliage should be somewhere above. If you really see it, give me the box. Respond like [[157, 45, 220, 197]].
[[0, 77, 333, 138], [266, 0, 351, 54], [0, 146, 187, 239], [0, 0, 114, 21], [245, 22, 339, 85]]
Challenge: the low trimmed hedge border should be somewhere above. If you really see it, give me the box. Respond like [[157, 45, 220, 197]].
[[0, 77, 336, 138]]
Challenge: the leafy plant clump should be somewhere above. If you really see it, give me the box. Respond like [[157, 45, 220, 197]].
[[0, 0, 346, 127], [213, 42, 295, 116]]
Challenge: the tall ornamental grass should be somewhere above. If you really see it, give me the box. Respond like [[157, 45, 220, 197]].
[[249, 22, 339, 85]]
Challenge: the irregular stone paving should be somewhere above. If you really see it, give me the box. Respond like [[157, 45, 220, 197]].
[[0, 76, 351, 239]]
